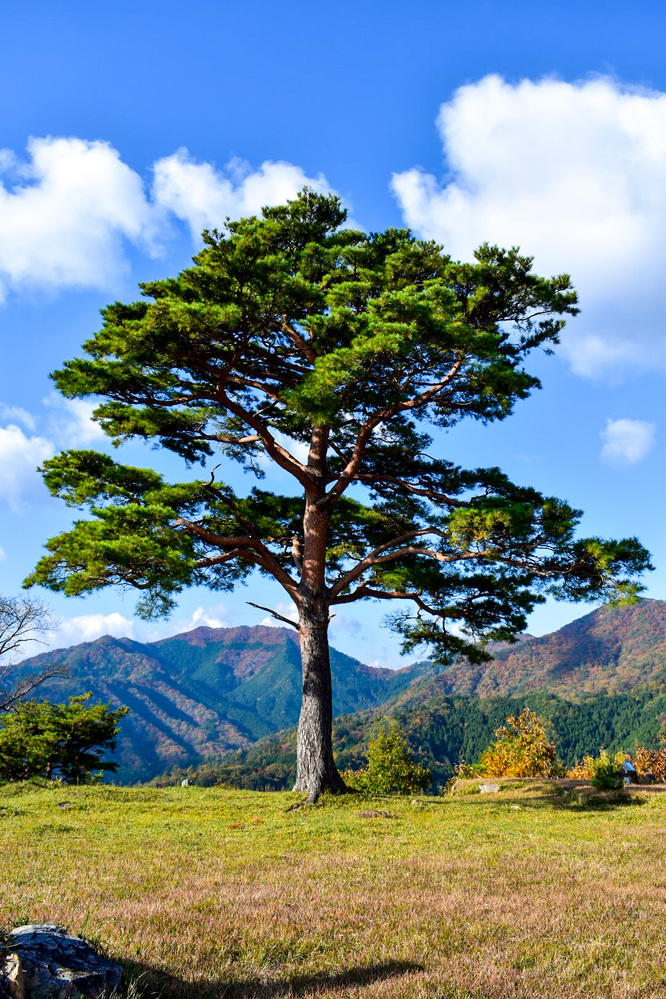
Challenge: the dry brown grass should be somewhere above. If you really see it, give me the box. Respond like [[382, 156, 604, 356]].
[[3, 780, 666, 997]]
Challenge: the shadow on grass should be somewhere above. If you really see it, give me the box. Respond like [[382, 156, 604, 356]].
[[120, 958, 425, 998], [451, 787, 647, 812], [554, 788, 648, 811]]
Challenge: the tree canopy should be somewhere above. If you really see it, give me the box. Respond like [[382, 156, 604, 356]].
[[26, 190, 651, 799], [0, 693, 128, 782]]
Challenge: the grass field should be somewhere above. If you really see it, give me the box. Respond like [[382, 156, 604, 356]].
[[3, 780, 666, 998]]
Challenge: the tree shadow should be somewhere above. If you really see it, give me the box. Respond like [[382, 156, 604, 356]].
[[121, 959, 425, 999], [553, 787, 648, 811], [451, 786, 647, 812]]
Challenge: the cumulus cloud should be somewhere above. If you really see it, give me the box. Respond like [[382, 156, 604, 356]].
[[0, 404, 36, 431], [45, 602, 236, 653], [0, 138, 336, 299], [391, 75, 666, 376], [187, 605, 231, 630], [0, 395, 107, 510], [259, 601, 299, 628], [600, 418, 656, 464], [0, 424, 55, 512], [57, 611, 135, 645], [42, 394, 104, 446], [152, 151, 334, 240], [0, 137, 160, 299], [368, 658, 392, 670], [12, 609, 135, 659]]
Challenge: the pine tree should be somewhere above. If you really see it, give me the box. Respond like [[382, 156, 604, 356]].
[[26, 190, 650, 800], [0, 694, 128, 782]]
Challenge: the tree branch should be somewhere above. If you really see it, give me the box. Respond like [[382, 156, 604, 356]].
[[204, 432, 262, 446], [353, 473, 465, 507], [217, 384, 312, 488], [281, 319, 317, 364], [323, 357, 466, 508], [328, 528, 446, 599], [247, 601, 300, 630], [1, 668, 69, 713], [175, 518, 298, 597], [0, 595, 64, 712], [195, 549, 248, 568]]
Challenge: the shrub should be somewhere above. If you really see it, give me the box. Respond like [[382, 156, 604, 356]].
[[341, 724, 432, 795], [453, 760, 482, 779], [589, 750, 623, 790], [466, 707, 564, 779], [632, 746, 666, 783], [567, 749, 627, 788], [566, 757, 593, 779]]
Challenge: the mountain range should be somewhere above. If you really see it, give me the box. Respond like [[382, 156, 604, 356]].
[[191, 600, 666, 792], [427, 598, 666, 698], [19, 625, 427, 782], [17, 598, 666, 784]]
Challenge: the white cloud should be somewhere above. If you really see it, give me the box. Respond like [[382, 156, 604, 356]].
[[0, 137, 160, 299], [0, 424, 54, 512], [13, 609, 136, 660], [49, 611, 136, 650], [0, 138, 337, 299], [0, 395, 109, 510], [600, 418, 656, 464], [0, 404, 36, 431], [391, 75, 666, 377], [0, 546, 6, 562], [188, 605, 231, 629], [368, 658, 392, 670], [152, 150, 334, 240], [43, 394, 104, 446], [42, 603, 237, 654], [62, 611, 135, 641]]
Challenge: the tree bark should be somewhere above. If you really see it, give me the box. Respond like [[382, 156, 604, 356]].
[[293, 594, 346, 801], [292, 425, 346, 801]]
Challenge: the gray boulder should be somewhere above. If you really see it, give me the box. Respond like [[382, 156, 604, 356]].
[[1, 924, 122, 999]]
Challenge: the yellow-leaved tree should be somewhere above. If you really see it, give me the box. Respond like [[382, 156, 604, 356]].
[[473, 707, 564, 779]]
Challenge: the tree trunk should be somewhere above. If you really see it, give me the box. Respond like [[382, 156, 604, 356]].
[[293, 595, 346, 801]]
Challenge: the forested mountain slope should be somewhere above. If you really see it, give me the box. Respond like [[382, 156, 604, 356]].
[[16, 599, 666, 784], [422, 599, 666, 698], [196, 686, 666, 794], [173, 600, 666, 792], [17, 625, 425, 782]]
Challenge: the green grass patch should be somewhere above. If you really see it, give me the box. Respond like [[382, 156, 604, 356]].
[[2, 780, 665, 997]]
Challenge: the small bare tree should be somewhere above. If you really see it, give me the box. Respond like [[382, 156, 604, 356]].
[[0, 596, 64, 711]]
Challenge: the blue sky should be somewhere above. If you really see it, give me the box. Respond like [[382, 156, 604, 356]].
[[1, 0, 665, 667]]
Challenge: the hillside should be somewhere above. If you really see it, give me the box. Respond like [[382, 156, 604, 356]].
[[419, 598, 666, 698], [17, 598, 666, 785], [180, 600, 666, 791], [18, 625, 425, 782], [176, 685, 666, 793]]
